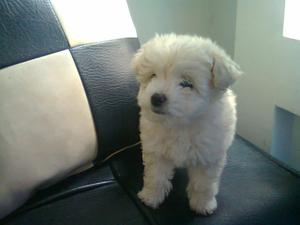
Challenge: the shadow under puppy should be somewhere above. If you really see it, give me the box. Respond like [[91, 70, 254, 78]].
[[132, 34, 242, 215]]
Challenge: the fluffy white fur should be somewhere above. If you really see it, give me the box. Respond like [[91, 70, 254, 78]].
[[132, 34, 242, 215]]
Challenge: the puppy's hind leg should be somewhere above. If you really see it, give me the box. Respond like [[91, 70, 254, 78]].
[[138, 153, 175, 209], [187, 164, 223, 215]]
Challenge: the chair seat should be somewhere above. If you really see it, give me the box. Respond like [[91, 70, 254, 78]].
[[2, 137, 299, 225]]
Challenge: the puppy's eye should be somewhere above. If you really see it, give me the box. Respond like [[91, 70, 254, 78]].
[[151, 73, 156, 78], [180, 79, 193, 89]]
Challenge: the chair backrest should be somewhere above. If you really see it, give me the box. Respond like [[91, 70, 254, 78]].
[[0, 0, 140, 218]]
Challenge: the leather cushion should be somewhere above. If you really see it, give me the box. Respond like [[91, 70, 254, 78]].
[[111, 136, 300, 225], [0, 0, 69, 69], [0, 50, 97, 219], [71, 38, 140, 160]]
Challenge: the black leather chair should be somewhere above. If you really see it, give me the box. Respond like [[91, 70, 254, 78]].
[[0, 1, 299, 225]]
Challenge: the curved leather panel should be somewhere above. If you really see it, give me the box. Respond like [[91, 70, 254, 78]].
[[0, 50, 97, 218], [0, 0, 68, 69], [19, 166, 114, 213], [51, 0, 137, 47], [71, 38, 140, 160], [111, 136, 300, 225]]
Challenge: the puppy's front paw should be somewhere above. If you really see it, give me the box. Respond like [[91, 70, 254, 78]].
[[189, 197, 217, 216], [138, 188, 161, 209], [138, 183, 172, 209]]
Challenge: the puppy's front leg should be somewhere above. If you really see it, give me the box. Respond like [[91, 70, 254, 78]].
[[187, 164, 223, 215], [138, 153, 174, 208]]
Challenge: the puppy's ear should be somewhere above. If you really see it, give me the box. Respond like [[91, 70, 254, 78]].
[[131, 50, 141, 75], [131, 48, 145, 77], [131, 48, 152, 84], [210, 54, 242, 90]]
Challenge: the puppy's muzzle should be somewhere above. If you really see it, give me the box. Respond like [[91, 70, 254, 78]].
[[151, 93, 167, 114], [151, 93, 167, 108]]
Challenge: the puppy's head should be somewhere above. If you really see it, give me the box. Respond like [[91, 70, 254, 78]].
[[132, 34, 242, 123]]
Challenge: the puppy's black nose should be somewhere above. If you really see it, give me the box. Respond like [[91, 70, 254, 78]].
[[151, 93, 167, 107]]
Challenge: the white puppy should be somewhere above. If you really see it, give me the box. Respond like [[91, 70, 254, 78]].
[[131, 34, 242, 215]]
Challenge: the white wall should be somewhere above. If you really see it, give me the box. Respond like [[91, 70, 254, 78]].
[[209, 0, 237, 57], [233, 0, 300, 156], [127, 0, 210, 43], [127, 0, 237, 56]]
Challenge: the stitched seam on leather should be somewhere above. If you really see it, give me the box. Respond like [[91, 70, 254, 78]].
[[47, 0, 70, 49], [69, 48, 101, 161], [70, 37, 139, 50]]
